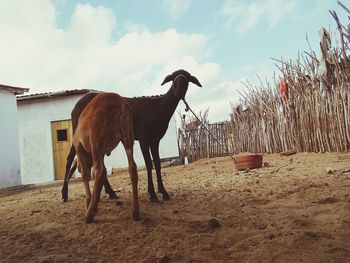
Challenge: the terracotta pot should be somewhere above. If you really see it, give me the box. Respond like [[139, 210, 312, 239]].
[[233, 154, 263, 171]]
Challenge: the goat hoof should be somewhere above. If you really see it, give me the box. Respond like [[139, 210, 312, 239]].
[[150, 195, 159, 203], [132, 211, 140, 221], [84, 214, 94, 224], [162, 193, 170, 201], [108, 192, 118, 200], [61, 191, 68, 202], [61, 186, 68, 202]]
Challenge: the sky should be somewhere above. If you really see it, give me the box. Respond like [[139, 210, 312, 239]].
[[0, 0, 345, 122]]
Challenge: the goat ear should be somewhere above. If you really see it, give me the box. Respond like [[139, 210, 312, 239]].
[[161, 74, 173, 85], [189, 75, 202, 87]]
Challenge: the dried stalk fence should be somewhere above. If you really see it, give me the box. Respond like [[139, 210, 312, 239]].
[[178, 109, 234, 162], [230, 1, 350, 154]]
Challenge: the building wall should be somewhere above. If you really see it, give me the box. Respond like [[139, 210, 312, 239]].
[[18, 96, 81, 184], [0, 89, 21, 188], [17, 95, 179, 184]]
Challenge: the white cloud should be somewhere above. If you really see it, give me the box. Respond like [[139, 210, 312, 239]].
[[163, 0, 192, 18], [0, 0, 245, 122], [194, 80, 243, 122], [67, 4, 116, 47], [220, 0, 297, 33], [0, 0, 57, 29], [0, 1, 206, 94]]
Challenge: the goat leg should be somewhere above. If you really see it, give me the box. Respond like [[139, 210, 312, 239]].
[[61, 182, 69, 202], [140, 143, 159, 202], [147, 170, 159, 203], [61, 146, 76, 202], [150, 143, 170, 201], [103, 177, 118, 199], [85, 163, 105, 223]]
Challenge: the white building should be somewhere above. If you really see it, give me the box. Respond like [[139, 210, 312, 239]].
[[17, 90, 179, 185], [0, 84, 28, 189]]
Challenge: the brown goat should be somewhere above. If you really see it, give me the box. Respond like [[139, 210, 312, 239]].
[[73, 92, 139, 223]]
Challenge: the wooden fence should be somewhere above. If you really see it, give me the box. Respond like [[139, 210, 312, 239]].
[[180, 122, 234, 163]]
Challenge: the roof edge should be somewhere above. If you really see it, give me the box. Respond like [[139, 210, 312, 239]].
[[0, 84, 29, 95], [17, 89, 99, 102]]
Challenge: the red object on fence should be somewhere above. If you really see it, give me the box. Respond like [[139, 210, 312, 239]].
[[279, 79, 288, 102]]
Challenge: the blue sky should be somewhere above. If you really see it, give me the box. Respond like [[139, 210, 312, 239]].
[[0, 0, 345, 121]]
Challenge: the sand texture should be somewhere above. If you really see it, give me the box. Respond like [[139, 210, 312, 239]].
[[0, 153, 349, 263]]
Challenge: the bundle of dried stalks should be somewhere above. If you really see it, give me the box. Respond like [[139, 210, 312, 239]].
[[230, 1, 350, 153]]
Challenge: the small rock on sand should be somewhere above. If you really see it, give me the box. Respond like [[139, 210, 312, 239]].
[[208, 218, 221, 228], [326, 167, 334, 174]]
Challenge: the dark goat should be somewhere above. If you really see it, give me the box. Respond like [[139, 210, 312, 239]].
[[61, 69, 202, 202]]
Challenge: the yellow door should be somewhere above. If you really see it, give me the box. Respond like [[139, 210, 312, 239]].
[[51, 120, 73, 180]]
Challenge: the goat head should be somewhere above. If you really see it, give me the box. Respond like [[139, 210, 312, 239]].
[[161, 69, 202, 87]]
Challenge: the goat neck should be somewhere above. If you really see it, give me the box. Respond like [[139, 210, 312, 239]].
[[158, 75, 188, 122], [159, 84, 184, 118]]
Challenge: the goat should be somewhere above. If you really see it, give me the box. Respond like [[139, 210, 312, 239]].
[[73, 92, 139, 223], [62, 69, 202, 203], [62, 92, 118, 200]]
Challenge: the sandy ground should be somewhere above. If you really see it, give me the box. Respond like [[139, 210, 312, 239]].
[[0, 153, 349, 263]]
